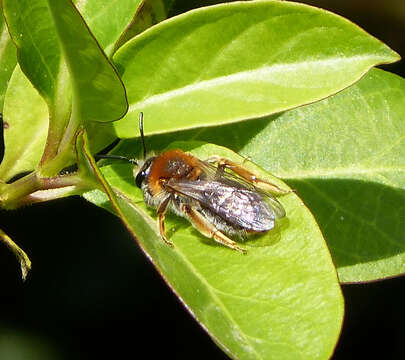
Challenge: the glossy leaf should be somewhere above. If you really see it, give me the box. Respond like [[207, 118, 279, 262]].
[[233, 69, 405, 283], [145, 68, 404, 283], [112, 0, 399, 138], [47, 0, 128, 123], [0, 66, 48, 182], [0, 5, 17, 111], [114, 68, 405, 283], [84, 143, 343, 359]]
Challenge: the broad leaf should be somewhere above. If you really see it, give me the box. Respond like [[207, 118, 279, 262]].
[[234, 69, 405, 283], [0, 66, 48, 182], [0, 5, 17, 112], [112, 0, 399, 138], [113, 68, 405, 283], [145, 69, 403, 283], [2, 0, 129, 176], [84, 142, 343, 359]]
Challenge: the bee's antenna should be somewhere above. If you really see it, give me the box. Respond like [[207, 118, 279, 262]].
[[139, 112, 147, 160], [95, 154, 137, 165]]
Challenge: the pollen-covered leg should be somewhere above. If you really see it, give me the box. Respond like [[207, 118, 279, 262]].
[[181, 204, 247, 254], [206, 156, 289, 196], [157, 196, 174, 247]]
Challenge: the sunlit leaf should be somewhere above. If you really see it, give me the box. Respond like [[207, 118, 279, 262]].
[[113, 67, 405, 283], [84, 142, 343, 359], [0, 66, 48, 182], [112, 0, 399, 138]]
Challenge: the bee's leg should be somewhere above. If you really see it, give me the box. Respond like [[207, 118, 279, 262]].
[[206, 156, 289, 196], [181, 204, 247, 254], [157, 196, 174, 247]]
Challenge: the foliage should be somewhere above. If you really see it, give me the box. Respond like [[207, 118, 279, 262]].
[[0, 0, 402, 358]]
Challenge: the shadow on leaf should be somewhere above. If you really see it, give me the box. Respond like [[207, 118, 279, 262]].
[[288, 178, 405, 279]]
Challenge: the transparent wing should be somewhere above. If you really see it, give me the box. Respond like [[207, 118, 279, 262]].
[[198, 160, 286, 219], [166, 179, 277, 232]]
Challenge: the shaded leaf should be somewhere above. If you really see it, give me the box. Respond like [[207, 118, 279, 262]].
[[233, 69, 405, 283], [84, 142, 343, 359], [112, 0, 399, 138]]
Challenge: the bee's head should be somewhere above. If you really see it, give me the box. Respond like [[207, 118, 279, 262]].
[[135, 157, 156, 188]]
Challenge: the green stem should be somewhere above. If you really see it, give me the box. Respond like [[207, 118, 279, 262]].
[[0, 171, 85, 209]]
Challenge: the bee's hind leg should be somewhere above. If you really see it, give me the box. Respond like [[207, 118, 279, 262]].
[[181, 204, 247, 254], [157, 196, 174, 247], [206, 156, 289, 196]]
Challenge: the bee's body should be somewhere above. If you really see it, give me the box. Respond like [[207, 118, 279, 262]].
[[135, 149, 286, 253]]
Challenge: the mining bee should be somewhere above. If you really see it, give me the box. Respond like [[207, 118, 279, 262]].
[[101, 113, 288, 254]]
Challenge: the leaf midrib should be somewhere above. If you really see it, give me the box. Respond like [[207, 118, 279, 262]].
[[127, 55, 376, 111], [279, 165, 405, 181], [173, 245, 284, 360]]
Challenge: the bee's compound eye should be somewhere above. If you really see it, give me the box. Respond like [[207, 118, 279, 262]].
[[135, 170, 146, 188], [135, 157, 155, 188]]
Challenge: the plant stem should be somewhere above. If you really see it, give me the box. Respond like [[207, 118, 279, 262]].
[[0, 171, 85, 209]]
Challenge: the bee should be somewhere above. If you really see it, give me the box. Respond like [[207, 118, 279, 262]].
[[132, 113, 288, 254]]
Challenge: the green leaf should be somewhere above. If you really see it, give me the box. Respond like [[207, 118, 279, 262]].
[[84, 142, 343, 359], [237, 69, 405, 283], [2, 0, 73, 166], [0, 66, 48, 182], [2, 0, 65, 107], [76, 0, 143, 57], [163, 68, 404, 283], [112, 0, 399, 138], [0, 5, 17, 112], [47, 0, 128, 123], [112, 0, 171, 53]]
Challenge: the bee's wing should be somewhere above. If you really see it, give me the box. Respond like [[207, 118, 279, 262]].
[[166, 179, 277, 232], [198, 160, 286, 219]]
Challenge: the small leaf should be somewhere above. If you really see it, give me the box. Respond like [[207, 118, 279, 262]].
[[0, 228, 31, 281], [84, 143, 343, 359], [0, 66, 48, 182], [112, 0, 399, 138]]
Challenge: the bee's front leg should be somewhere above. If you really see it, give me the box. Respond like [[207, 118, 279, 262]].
[[181, 204, 247, 254], [206, 156, 289, 196], [157, 196, 174, 247]]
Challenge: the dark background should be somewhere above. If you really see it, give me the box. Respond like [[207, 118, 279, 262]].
[[1, 1, 405, 359]]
